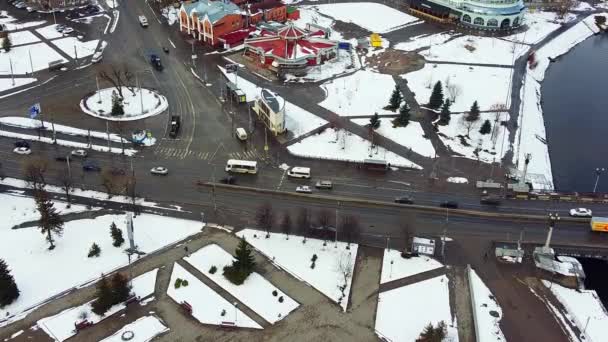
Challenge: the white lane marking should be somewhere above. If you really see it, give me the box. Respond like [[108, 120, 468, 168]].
[[168, 38, 176, 49], [145, 0, 162, 24]]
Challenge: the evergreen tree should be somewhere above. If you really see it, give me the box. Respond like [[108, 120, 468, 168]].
[[88, 243, 101, 257], [110, 272, 131, 303], [111, 91, 124, 116], [388, 84, 402, 110], [392, 102, 411, 127], [223, 238, 256, 285], [416, 321, 447, 342], [369, 112, 381, 130], [428, 81, 444, 110], [0, 259, 19, 307], [109, 222, 124, 247], [91, 274, 113, 315], [2, 34, 12, 52], [35, 190, 64, 250], [479, 119, 492, 135], [466, 100, 480, 122], [439, 99, 451, 125]]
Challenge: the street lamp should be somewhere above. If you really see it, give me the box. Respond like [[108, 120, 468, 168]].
[[233, 302, 238, 323], [593, 168, 605, 193], [543, 212, 560, 253]]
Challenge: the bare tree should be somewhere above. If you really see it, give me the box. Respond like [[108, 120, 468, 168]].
[[98, 64, 134, 99], [58, 168, 73, 208], [557, 0, 577, 19], [401, 213, 417, 252], [335, 252, 353, 305], [280, 212, 292, 239], [100, 169, 122, 198], [316, 209, 332, 228], [23, 158, 48, 191], [297, 208, 310, 243], [256, 202, 274, 237], [446, 83, 462, 103], [124, 175, 138, 215], [340, 215, 361, 248]]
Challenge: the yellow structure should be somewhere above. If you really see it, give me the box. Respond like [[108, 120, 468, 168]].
[[370, 33, 382, 48], [591, 217, 608, 232]]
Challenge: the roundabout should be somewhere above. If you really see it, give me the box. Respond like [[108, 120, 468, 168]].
[[79, 86, 169, 122]]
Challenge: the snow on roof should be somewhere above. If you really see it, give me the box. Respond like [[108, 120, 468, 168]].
[[278, 23, 307, 40], [181, 1, 240, 24], [246, 33, 336, 60]]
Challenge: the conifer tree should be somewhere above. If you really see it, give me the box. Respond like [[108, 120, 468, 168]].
[[111, 91, 124, 116], [479, 119, 492, 135], [0, 259, 19, 307], [439, 99, 451, 125], [88, 242, 101, 257], [392, 102, 411, 127], [388, 84, 402, 110], [2, 34, 12, 52], [109, 222, 124, 247], [466, 100, 480, 122], [369, 112, 381, 130], [91, 274, 113, 315], [35, 190, 64, 250], [428, 81, 444, 110], [110, 273, 131, 303]]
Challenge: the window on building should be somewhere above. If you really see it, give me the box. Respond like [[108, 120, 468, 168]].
[[513, 17, 520, 26], [487, 18, 498, 27], [462, 14, 471, 23], [474, 17, 484, 26], [501, 18, 511, 28]]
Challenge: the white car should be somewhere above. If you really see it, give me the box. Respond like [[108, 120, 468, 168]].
[[62, 27, 74, 34], [570, 208, 592, 217], [296, 185, 312, 194], [13, 147, 31, 155], [91, 50, 103, 63], [71, 149, 87, 158], [150, 166, 168, 175]]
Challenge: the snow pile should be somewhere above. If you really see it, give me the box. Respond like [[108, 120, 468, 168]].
[[0, 42, 68, 75], [162, 6, 178, 26], [381, 249, 443, 284], [238, 229, 357, 311], [375, 275, 458, 341], [288, 127, 422, 169], [436, 112, 510, 163], [469, 269, 506, 342], [99, 315, 168, 342], [572, 1, 595, 11], [423, 35, 527, 66], [167, 263, 262, 329], [184, 244, 299, 324], [319, 70, 398, 117], [402, 63, 512, 112], [0, 117, 129, 143], [0, 30, 40, 46], [285, 49, 360, 83], [544, 281, 608, 342], [80, 87, 169, 121], [314, 2, 419, 33], [351, 118, 435, 158], [394, 32, 455, 52], [50, 37, 99, 59], [447, 177, 469, 184], [35, 25, 65, 40], [0, 78, 37, 92]]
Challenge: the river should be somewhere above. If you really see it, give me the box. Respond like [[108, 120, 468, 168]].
[[542, 34, 608, 193]]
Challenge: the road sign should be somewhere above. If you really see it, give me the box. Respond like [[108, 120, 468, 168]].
[[28, 103, 41, 119], [264, 145, 269, 151], [225, 63, 238, 73]]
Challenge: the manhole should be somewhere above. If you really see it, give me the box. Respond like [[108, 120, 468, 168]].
[[121, 330, 134, 341], [489, 310, 500, 318]]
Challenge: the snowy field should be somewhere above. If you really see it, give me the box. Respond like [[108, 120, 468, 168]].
[[352, 118, 435, 158], [394, 32, 455, 52], [100, 315, 169, 342], [543, 281, 608, 342], [0, 78, 37, 92], [0, 11, 45, 31], [238, 229, 357, 311], [35, 24, 64, 40], [0, 42, 68, 75], [403, 63, 512, 112], [380, 249, 443, 284], [293, 6, 343, 40], [502, 11, 566, 45], [469, 269, 506, 342], [184, 244, 299, 324], [80, 87, 169, 121], [0, 117, 128, 143], [319, 70, 398, 117], [37, 269, 161, 342], [50, 37, 99, 59], [375, 275, 458, 342], [436, 112, 510, 163], [287, 127, 422, 169], [1, 30, 40, 46], [424, 35, 528, 66], [314, 2, 419, 33], [167, 263, 262, 329], [0, 194, 202, 325]]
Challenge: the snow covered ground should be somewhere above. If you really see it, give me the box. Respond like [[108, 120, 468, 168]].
[[167, 263, 262, 329], [502, 11, 566, 45], [161, 6, 178, 26], [131, 268, 158, 300], [184, 244, 299, 324], [0, 42, 68, 75], [469, 269, 506, 342], [375, 275, 458, 342], [0, 78, 37, 92], [402, 63, 512, 112], [1, 30, 40, 46], [50, 37, 99, 59], [0, 194, 202, 326], [287, 127, 422, 169], [35, 25, 64, 40], [394, 32, 455, 52], [285, 49, 360, 83], [543, 281, 608, 342], [314, 2, 419, 33], [423, 35, 527, 66], [319, 70, 398, 117], [352, 118, 435, 158], [238, 229, 357, 311], [100, 315, 169, 342], [293, 6, 343, 40], [0, 117, 128, 143], [380, 249, 443, 284], [436, 111, 510, 163], [80, 87, 169, 121], [0, 11, 45, 31]]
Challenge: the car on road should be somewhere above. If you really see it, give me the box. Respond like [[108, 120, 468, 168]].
[[220, 176, 236, 184], [139, 15, 148, 27], [315, 180, 333, 189], [439, 201, 459, 209], [480, 196, 502, 206], [150, 54, 163, 71], [394, 195, 414, 204], [150, 166, 169, 175], [13, 147, 31, 155], [82, 161, 100, 172], [55, 155, 68, 162], [62, 27, 74, 35], [71, 149, 87, 158], [14, 140, 30, 148], [296, 185, 312, 194], [570, 208, 592, 217]]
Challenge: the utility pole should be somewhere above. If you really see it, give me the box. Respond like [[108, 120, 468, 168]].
[[106, 121, 111, 152], [96, 75, 102, 103], [593, 167, 605, 193], [543, 212, 559, 254], [74, 45, 78, 65], [28, 50, 34, 74], [66, 154, 71, 180], [441, 208, 449, 261], [9, 57, 14, 86], [50, 112, 56, 143], [334, 202, 339, 248]]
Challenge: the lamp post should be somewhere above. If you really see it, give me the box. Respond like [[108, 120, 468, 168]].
[[593, 167, 605, 193], [543, 212, 560, 253]]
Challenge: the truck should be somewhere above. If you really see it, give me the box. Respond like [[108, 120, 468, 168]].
[[169, 115, 180, 138], [138, 15, 148, 27], [590, 217, 608, 232], [150, 54, 163, 71]]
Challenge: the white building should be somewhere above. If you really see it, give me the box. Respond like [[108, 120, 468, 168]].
[[252, 89, 286, 135]]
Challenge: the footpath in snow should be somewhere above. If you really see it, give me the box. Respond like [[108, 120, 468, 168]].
[[99, 315, 169, 342], [380, 249, 443, 284], [352, 118, 435, 158], [469, 269, 506, 342]]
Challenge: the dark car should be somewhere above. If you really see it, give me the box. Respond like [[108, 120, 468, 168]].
[[439, 201, 459, 209], [220, 176, 236, 184], [83, 161, 101, 172], [14, 141, 30, 148], [480, 196, 502, 206], [394, 196, 414, 204], [150, 54, 163, 71], [308, 225, 336, 240], [55, 155, 68, 162]]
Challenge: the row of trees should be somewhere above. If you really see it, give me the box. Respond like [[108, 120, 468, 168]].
[[428, 81, 491, 134], [92, 272, 131, 315]]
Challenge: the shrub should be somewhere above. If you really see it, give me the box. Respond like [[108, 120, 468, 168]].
[[88, 243, 101, 258], [182, 279, 189, 287], [278, 296, 284, 303], [209, 266, 217, 274], [272, 290, 278, 297], [223, 265, 250, 285], [174, 278, 182, 289], [311, 254, 318, 262], [310, 261, 316, 269]]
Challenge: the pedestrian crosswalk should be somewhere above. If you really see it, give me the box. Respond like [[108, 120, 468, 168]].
[[228, 149, 266, 161], [153, 146, 266, 161]]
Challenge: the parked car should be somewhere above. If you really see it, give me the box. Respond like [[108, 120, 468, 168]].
[[439, 201, 459, 209], [150, 166, 169, 175], [91, 50, 103, 63], [62, 27, 74, 35], [138, 15, 148, 27], [296, 185, 312, 194], [82, 161, 100, 172], [315, 180, 333, 189], [394, 195, 414, 204], [71, 149, 87, 158], [220, 176, 236, 184], [569, 208, 592, 217], [14, 140, 30, 148], [480, 196, 502, 206], [13, 147, 31, 155]]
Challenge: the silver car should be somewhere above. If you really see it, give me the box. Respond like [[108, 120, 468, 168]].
[[150, 166, 169, 175]]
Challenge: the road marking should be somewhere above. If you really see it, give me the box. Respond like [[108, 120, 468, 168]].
[[145, 0, 162, 24], [276, 170, 287, 190], [168, 38, 176, 49], [388, 180, 412, 187]]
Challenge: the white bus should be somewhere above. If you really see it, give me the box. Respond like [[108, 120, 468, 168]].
[[225, 159, 258, 174], [287, 166, 311, 179]]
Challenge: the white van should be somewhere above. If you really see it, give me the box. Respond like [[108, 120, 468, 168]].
[[287, 167, 311, 179], [91, 50, 103, 63], [236, 127, 247, 141], [139, 15, 148, 27]]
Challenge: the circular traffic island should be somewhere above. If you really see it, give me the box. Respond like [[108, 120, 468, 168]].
[[80, 86, 168, 121]]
